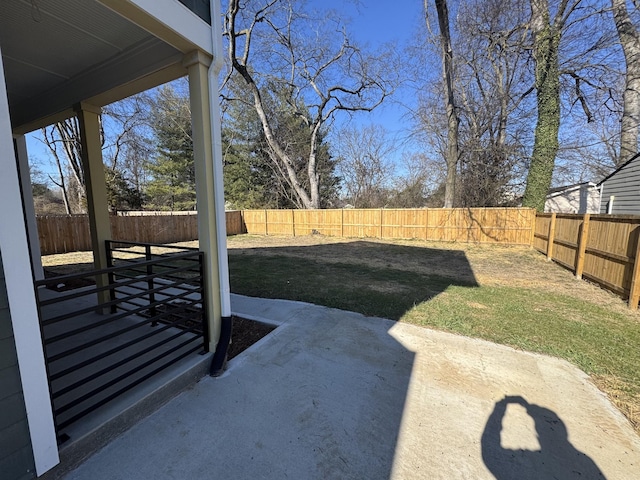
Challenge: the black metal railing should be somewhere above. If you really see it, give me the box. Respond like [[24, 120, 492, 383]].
[[35, 241, 208, 438]]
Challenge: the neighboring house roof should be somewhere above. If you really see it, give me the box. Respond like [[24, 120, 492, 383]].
[[597, 152, 640, 186], [547, 182, 598, 196]]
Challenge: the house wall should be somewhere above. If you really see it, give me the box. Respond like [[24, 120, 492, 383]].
[[0, 251, 36, 480], [600, 158, 640, 214], [545, 185, 600, 214]]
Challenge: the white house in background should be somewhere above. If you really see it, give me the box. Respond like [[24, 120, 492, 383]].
[[0, 1, 231, 479], [598, 153, 640, 215], [544, 182, 602, 214]]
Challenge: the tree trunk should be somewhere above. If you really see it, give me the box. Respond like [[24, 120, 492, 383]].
[[522, 0, 561, 212], [612, 0, 640, 165], [433, 0, 460, 208]]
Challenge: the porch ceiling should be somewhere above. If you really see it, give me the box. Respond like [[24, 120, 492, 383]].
[[1, 0, 192, 133]]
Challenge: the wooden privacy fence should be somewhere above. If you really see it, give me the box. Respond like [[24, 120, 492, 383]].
[[38, 208, 535, 255], [534, 213, 640, 308], [38, 212, 243, 255], [240, 208, 536, 245]]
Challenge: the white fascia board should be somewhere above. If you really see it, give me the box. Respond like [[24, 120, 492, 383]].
[[101, 0, 213, 54], [0, 52, 59, 475]]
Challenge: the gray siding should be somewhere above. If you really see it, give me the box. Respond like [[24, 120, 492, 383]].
[[0, 251, 36, 480], [600, 158, 640, 214]]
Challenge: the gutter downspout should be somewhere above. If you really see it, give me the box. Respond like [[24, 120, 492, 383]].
[[208, 0, 232, 376]]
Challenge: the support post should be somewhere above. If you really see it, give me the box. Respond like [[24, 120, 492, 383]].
[[13, 134, 44, 280], [546, 213, 557, 261], [184, 51, 223, 351], [0, 47, 59, 476], [575, 214, 590, 279], [75, 103, 112, 309]]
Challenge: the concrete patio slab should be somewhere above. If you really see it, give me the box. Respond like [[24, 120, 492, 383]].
[[63, 295, 640, 479]]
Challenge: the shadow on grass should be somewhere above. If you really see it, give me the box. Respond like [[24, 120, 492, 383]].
[[228, 240, 479, 320]]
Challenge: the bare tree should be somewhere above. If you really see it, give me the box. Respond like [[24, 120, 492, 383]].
[[455, 0, 533, 206], [336, 125, 395, 208], [41, 118, 85, 213], [429, 0, 460, 208], [612, 0, 640, 164], [223, 0, 392, 209]]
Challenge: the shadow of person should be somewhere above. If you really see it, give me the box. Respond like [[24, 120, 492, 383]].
[[481, 396, 606, 479]]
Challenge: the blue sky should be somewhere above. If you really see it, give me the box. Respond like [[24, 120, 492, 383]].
[[28, 0, 426, 183]]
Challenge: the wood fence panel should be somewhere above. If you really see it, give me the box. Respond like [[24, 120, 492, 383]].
[[40, 208, 536, 255], [551, 215, 582, 271], [226, 210, 245, 235], [582, 216, 640, 296], [293, 210, 342, 236], [264, 210, 294, 236], [381, 209, 427, 240], [536, 213, 640, 307], [241, 210, 268, 235], [534, 214, 552, 253], [342, 209, 382, 238]]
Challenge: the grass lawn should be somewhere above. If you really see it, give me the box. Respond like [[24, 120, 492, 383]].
[[224, 234, 640, 432], [43, 234, 640, 432]]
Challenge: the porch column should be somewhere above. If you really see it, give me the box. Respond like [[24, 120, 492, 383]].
[[0, 46, 59, 475], [183, 51, 224, 351], [13, 134, 44, 281], [74, 103, 111, 307]]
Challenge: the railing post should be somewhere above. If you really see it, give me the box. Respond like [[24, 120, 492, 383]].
[[105, 240, 117, 314], [575, 214, 590, 279], [546, 213, 557, 261], [146, 245, 157, 323], [199, 251, 209, 352]]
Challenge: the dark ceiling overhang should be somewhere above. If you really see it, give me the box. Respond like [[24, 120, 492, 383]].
[[1, 0, 212, 134]]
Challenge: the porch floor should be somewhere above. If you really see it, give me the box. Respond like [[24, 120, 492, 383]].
[[61, 294, 640, 480]]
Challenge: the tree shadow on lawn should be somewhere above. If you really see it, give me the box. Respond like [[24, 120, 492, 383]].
[[228, 240, 480, 320]]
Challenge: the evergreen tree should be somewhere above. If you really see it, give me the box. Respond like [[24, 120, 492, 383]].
[[146, 84, 196, 210], [222, 85, 339, 209]]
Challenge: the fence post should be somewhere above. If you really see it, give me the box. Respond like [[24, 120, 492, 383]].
[[529, 210, 537, 247], [628, 228, 640, 309], [291, 209, 296, 236], [341, 209, 344, 238], [546, 213, 557, 261], [575, 214, 590, 279], [425, 208, 430, 242], [264, 209, 268, 235]]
